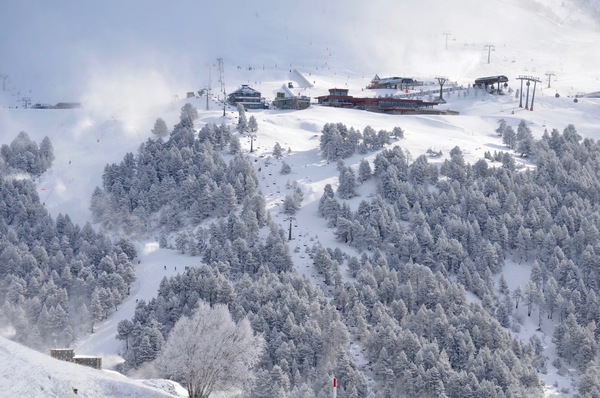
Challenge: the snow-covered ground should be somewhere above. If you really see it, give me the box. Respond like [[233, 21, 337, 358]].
[[0, 334, 185, 398], [2, 0, 600, 396], [72, 242, 203, 368], [3, 82, 596, 397]]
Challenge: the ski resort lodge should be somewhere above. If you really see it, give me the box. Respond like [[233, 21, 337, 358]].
[[227, 85, 267, 109], [315, 88, 447, 115], [271, 84, 311, 110]]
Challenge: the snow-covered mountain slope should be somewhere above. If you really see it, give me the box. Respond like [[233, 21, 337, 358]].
[[2, 83, 599, 227], [0, 335, 184, 398], [2, 0, 600, 396]]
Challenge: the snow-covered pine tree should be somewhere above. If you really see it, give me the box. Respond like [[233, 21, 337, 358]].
[[151, 117, 169, 138], [237, 103, 248, 133], [357, 159, 372, 183], [248, 115, 258, 133], [273, 142, 284, 159], [337, 167, 358, 199]]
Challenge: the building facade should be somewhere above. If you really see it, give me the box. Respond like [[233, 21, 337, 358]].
[[50, 348, 102, 370], [316, 88, 441, 114], [368, 75, 421, 90], [272, 85, 311, 110], [227, 85, 267, 109]]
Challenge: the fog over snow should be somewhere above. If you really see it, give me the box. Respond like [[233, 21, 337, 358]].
[[2, 0, 600, 105], [2, 0, 600, 397]]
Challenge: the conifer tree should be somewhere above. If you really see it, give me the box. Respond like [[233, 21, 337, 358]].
[[337, 167, 358, 199], [273, 142, 284, 159], [248, 115, 258, 133], [357, 159, 372, 183], [237, 103, 248, 133], [151, 117, 169, 138]]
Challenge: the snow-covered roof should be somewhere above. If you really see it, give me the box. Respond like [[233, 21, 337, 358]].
[[279, 84, 296, 98], [230, 84, 261, 96], [377, 76, 414, 84], [474, 75, 509, 84]]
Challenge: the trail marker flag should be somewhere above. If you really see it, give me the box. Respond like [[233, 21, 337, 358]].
[[333, 376, 337, 398]]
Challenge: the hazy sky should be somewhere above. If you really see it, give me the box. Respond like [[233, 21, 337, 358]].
[[1, 0, 598, 104], [1, 1, 346, 92]]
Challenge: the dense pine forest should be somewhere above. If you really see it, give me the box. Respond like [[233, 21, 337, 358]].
[[0, 132, 137, 348], [4, 103, 600, 396]]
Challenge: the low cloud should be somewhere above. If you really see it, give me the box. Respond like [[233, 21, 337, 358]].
[[0, 324, 16, 339], [78, 58, 187, 134]]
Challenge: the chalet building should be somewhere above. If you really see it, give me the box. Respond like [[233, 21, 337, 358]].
[[368, 75, 421, 90], [316, 88, 442, 114], [271, 84, 311, 110], [227, 85, 267, 109], [315, 88, 354, 108], [50, 348, 102, 370], [328, 88, 350, 96]]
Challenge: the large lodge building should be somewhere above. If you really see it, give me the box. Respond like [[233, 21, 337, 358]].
[[315, 88, 444, 115]]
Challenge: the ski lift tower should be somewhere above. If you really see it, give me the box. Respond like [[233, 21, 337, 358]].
[[443, 32, 452, 50], [286, 216, 296, 241], [435, 76, 448, 102], [205, 64, 211, 111], [483, 43, 495, 64], [218, 58, 225, 116], [516, 75, 542, 110], [545, 71, 555, 88]]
